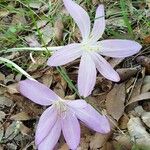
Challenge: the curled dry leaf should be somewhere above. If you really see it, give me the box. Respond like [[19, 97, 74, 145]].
[[141, 76, 150, 93], [54, 19, 64, 42], [141, 112, 150, 128], [116, 67, 140, 82], [136, 56, 150, 74], [126, 92, 150, 106], [127, 116, 150, 147], [106, 83, 125, 121]]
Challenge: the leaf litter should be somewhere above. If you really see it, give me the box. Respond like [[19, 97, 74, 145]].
[[0, 0, 150, 149]]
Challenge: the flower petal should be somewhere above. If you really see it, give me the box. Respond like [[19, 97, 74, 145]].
[[35, 106, 58, 145], [66, 99, 87, 109], [38, 119, 61, 150], [19, 80, 59, 106], [63, 0, 91, 40], [61, 111, 80, 149], [91, 52, 120, 82], [74, 104, 110, 134], [98, 39, 142, 58], [78, 53, 97, 97], [47, 44, 82, 66], [90, 5, 105, 42]]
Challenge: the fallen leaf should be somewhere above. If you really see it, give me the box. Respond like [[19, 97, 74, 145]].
[[10, 112, 31, 121], [7, 83, 19, 94], [116, 66, 140, 81], [127, 116, 150, 147], [54, 19, 64, 42], [108, 58, 124, 68], [0, 96, 13, 107], [143, 35, 150, 44], [141, 76, 150, 93], [141, 112, 150, 128], [40, 23, 53, 45], [90, 116, 117, 149], [113, 135, 132, 150], [0, 72, 5, 81], [106, 83, 125, 121], [29, 1, 42, 9], [0, 111, 6, 121], [126, 92, 150, 106], [25, 35, 41, 47], [136, 56, 150, 74]]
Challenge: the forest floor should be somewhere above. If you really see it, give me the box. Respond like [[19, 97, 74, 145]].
[[0, 0, 150, 150]]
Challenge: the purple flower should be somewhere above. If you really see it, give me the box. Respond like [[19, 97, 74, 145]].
[[19, 79, 110, 150], [47, 0, 142, 97]]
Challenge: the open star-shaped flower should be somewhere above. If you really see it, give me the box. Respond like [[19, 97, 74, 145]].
[[47, 0, 142, 97], [19, 80, 110, 150]]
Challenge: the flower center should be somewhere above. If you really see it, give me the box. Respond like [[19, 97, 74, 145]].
[[53, 100, 68, 118], [81, 41, 99, 52]]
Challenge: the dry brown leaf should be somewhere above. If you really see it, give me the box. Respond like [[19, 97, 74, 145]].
[[19, 122, 31, 136], [54, 19, 64, 42], [90, 116, 117, 149], [0, 72, 5, 81], [58, 143, 69, 150], [141, 76, 150, 93], [40, 23, 53, 45], [0, 111, 6, 121], [11, 12, 27, 26], [25, 35, 41, 47], [141, 112, 150, 128], [113, 135, 132, 150], [108, 58, 124, 68], [54, 82, 65, 98], [10, 112, 31, 121], [116, 67, 140, 81], [126, 92, 150, 106], [106, 83, 125, 121], [127, 116, 150, 146], [136, 56, 150, 74], [7, 83, 19, 94]]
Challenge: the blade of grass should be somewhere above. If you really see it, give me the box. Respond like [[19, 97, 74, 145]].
[[0, 57, 34, 80], [120, 0, 133, 37], [56, 66, 81, 98]]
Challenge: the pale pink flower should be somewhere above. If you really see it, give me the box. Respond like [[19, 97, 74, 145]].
[[47, 0, 142, 97], [19, 79, 110, 150]]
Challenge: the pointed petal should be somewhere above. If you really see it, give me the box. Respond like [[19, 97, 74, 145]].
[[35, 106, 58, 145], [66, 99, 87, 109], [98, 40, 142, 57], [74, 104, 110, 134], [78, 53, 97, 97], [90, 5, 105, 42], [63, 0, 91, 39], [61, 111, 80, 149], [91, 52, 120, 82], [38, 119, 61, 150], [47, 44, 82, 66], [19, 80, 59, 106]]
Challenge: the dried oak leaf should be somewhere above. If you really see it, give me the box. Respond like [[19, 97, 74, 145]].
[[106, 83, 125, 121], [126, 92, 150, 106]]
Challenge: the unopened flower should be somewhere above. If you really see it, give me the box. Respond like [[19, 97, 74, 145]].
[[47, 0, 142, 97], [19, 79, 110, 150]]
